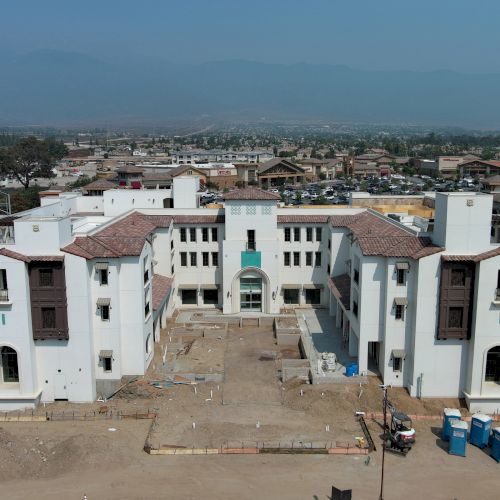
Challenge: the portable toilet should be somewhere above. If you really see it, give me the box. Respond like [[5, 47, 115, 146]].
[[345, 363, 359, 377], [470, 413, 492, 449], [449, 421, 468, 457], [442, 408, 461, 441], [491, 428, 500, 463]]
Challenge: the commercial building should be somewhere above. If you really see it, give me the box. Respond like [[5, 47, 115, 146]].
[[171, 150, 274, 164], [1, 184, 500, 414]]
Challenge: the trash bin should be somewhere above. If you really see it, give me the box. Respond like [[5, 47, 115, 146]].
[[491, 428, 500, 463], [449, 421, 468, 457], [470, 413, 492, 449], [442, 408, 461, 441]]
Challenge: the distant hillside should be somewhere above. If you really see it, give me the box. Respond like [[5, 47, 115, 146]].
[[1, 50, 499, 128]]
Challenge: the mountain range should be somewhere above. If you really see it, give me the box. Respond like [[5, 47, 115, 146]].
[[1, 49, 499, 129]]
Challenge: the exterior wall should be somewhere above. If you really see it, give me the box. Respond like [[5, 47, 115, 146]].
[[278, 224, 329, 307], [409, 253, 469, 398], [223, 200, 279, 314], [36, 254, 95, 403], [433, 193, 492, 253], [464, 255, 500, 413], [0, 258, 40, 409]]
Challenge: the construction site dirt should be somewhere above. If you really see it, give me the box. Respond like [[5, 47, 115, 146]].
[[1, 320, 498, 499]]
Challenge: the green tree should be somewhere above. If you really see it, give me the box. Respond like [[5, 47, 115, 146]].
[[0, 137, 63, 189]]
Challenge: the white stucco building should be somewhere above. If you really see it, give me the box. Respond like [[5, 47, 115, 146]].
[[1, 185, 499, 413]]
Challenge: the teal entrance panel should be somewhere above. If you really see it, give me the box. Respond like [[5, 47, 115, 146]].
[[241, 251, 261, 268]]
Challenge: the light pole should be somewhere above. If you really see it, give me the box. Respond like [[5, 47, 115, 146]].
[[379, 384, 388, 500]]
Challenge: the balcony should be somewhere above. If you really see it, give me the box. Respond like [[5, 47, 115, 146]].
[[0, 289, 8, 301]]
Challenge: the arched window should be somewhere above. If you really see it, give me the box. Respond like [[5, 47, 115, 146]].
[[1, 346, 19, 383], [485, 346, 500, 383]]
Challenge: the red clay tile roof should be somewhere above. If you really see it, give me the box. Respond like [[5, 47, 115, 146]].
[[82, 179, 117, 191], [277, 215, 330, 223], [328, 274, 351, 310], [0, 249, 64, 263], [223, 187, 281, 201], [62, 212, 163, 259], [152, 274, 173, 310], [0, 248, 31, 262], [441, 247, 500, 262], [330, 211, 443, 259], [173, 215, 225, 224]]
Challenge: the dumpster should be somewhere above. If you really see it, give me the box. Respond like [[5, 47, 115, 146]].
[[449, 421, 468, 457], [345, 363, 358, 377], [442, 408, 461, 441], [470, 413, 492, 449], [491, 428, 500, 463]]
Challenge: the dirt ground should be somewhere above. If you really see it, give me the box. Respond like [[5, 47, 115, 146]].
[[2, 319, 493, 499], [0, 419, 498, 500]]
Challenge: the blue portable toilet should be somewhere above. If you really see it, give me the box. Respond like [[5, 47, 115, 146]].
[[491, 428, 500, 463], [442, 408, 461, 441], [449, 421, 468, 457], [470, 413, 492, 449]]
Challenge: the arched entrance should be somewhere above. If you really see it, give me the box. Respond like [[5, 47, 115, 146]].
[[232, 268, 270, 314], [485, 346, 500, 384], [1, 346, 19, 383]]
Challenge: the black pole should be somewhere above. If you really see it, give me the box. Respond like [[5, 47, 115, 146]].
[[379, 385, 388, 500]]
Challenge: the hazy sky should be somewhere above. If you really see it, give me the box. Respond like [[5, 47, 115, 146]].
[[2, 0, 500, 72]]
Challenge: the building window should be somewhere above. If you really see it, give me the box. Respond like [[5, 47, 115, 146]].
[[448, 307, 463, 328], [189, 227, 196, 242], [314, 252, 321, 267], [212, 252, 219, 267], [327, 264, 331, 275], [42, 307, 56, 328], [144, 301, 150, 317], [315, 227, 322, 242], [99, 269, 108, 285], [284, 289, 299, 304], [305, 289, 321, 305], [171, 264, 175, 275], [306, 252, 313, 266], [170, 240, 174, 250], [103, 357, 112, 372], [1, 346, 19, 383], [0, 269, 8, 301], [211, 227, 218, 242], [293, 252, 300, 266], [294, 227, 300, 242], [396, 269, 406, 286], [451, 269, 466, 287], [395, 304, 404, 320], [284, 252, 291, 266], [353, 301, 359, 317], [284, 227, 291, 242], [101, 305, 110, 321], [143, 257, 149, 284], [181, 289, 197, 305], [202, 252, 209, 266], [180, 227, 186, 242], [190, 252, 197, 266], [180, 252, 187, 267], [328, 239, 331, 250], [353, 268, 359, 284], [202, 227, 209, 242], [393, 357, 402, 372], [39, 269, 54, 287], [203, 289, 218, 305], [306, 227, 313, 241], [247, 230, 256, 251]]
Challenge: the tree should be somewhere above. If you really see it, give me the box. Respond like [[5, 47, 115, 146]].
[[0, 137, 64, 189]]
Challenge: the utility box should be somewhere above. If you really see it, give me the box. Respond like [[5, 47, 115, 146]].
[[449, 421, 468, 457], [442, 408, 461, 441], [470, 413, 492, 449]]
